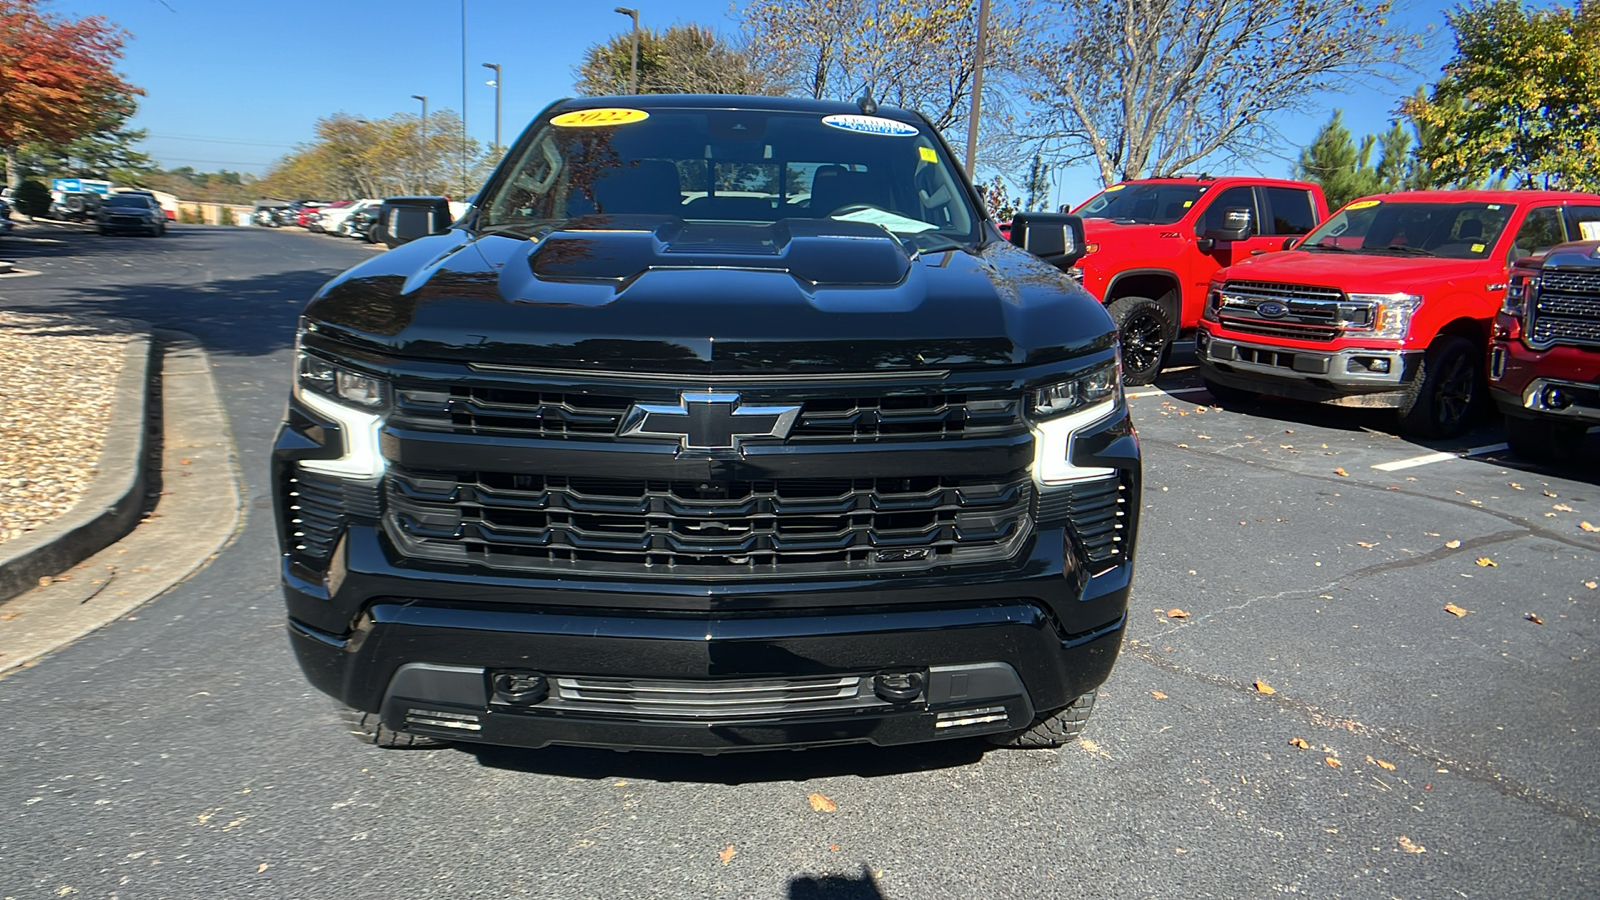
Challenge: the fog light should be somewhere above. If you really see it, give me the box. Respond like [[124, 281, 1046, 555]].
[[1543, 386, 1571, 410], [934, 705, 1009, 729], [873, 671, 926, 703], [491, 670, 549, 706]]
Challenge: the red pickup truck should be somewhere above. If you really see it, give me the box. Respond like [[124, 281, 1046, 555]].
[[1196, 190, 1600, 438], [1493, 240, 1600, 460], [1070, 176, 1329, 383]]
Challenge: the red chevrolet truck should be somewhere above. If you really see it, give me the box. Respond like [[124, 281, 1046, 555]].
[[1070, 176, 1329, 383], [1493, 239, 1600, 460], [1196, 190, 1600, 438]]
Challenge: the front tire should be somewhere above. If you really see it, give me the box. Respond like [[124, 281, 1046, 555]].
[[987, 690, 1097, 749], [1398, 335, 1482, 439], [1505, 414, 1588, 462], [339, 706, 449, 749], [1108, 296, 1175, 386]]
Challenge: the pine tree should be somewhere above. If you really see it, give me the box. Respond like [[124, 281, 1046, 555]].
[[1295, 110, 1383, 209]]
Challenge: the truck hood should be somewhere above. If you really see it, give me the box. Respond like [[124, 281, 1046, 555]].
[[1220, 248, 1494, 293], [302, 217, 1115, 374], [1080, 218, 1179, 242]]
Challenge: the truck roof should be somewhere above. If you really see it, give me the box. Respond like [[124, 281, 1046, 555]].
[[1347, 189, 1600, 205], [553, 94, 925, 126], [1115, 175, 1322, 190]]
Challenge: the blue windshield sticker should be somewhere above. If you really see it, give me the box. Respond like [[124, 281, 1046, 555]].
[[821, 114, 919, 137]]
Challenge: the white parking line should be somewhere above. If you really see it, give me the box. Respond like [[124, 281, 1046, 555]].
[[1126, 386, 1211, 400], [1371, 442, 1509, 472]]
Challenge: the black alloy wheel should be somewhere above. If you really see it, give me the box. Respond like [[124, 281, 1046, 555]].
[[1398, 335, 1481, 439], [1108, 296, 1175, 386]]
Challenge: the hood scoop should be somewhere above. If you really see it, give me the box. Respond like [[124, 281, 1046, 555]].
[[529, 216, 912, 286]]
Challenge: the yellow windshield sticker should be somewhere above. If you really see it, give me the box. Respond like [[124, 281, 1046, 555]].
[[1471, 243, 1486, 253], [918, 146, 938, 163], [1182, 200, 1193, 208], [1105, 184, 1125, 191], [551, 108, 649, 128], [1346, 199, 1381, 210]]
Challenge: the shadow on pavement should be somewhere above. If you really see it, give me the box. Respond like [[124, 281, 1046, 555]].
[[466, 736, 991, 784], [788, 866, 887, 899]]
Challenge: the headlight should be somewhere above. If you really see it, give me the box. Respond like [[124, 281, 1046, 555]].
[[296, 353, 388, 409], [1503, 274, 1538, 318], [1348, 292, 1422, 340], [1030, 360, 1119, 420], [1029, 358, 1122, 485]]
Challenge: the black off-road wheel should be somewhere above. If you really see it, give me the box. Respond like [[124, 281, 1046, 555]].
[[1504, 414, 1588, 462], [340, 706, 449, 749], [1108, 296, 1175, 386], [1397, 335, 1482, 439], [987, 690, 1097, 749]]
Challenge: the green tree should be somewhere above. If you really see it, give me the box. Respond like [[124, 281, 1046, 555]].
[[575, 24, 773, 96], [1295, 110, 1382, 209], [1406, 0, 1600, 191], [1021, 0, 1419, 186], [25, 98, 155, 184]]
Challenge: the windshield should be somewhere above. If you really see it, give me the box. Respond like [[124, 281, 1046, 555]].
[[480, 106, 980, 248], [1074, 183, 1207, 225], [106, 195, 147, 207], [1303, 199, 1514, 260]]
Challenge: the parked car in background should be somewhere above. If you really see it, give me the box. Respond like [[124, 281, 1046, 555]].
[[319, 200, 372, 236], [0, 197, 13, 235], [1492, 238, 1600, 460], [1196, 190, 1600, 438], [1067, 176, 1329, 383], [50, 191, 103, 223], [343, 201, 384, 242], [97, 192, 168, 236]]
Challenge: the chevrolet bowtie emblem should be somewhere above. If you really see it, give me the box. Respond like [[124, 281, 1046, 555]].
[[619, 392, 801, 453]]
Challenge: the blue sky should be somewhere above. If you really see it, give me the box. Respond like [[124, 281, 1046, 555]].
[[58, 0, 1457, 206]]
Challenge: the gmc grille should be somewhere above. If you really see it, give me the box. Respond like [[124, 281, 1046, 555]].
[[1530, 269, 1600, 347], [384, 467, 1033, 575]]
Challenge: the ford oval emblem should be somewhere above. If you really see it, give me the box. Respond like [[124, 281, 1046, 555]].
[[1257, 301, 1289, 319]]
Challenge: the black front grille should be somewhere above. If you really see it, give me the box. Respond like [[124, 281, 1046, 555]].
[[1532, 270, 1600, 346], [389, 385, 1021, 443], [385, 467, 1032, 575], [1036, 475, 1130, 567], [546, 674, 887, 718], [282, 469, 380, 561]]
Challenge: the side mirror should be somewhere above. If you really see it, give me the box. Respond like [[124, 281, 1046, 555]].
[[1009, 213, 1087, 268], [377, 196, 452, 248], [1204, 206, 1252, 243]]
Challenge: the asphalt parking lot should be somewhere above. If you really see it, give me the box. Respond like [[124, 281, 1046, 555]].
[[0, 225, 1595, 899]]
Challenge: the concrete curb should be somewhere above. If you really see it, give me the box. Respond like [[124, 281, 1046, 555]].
[[0, 331, 153, 602]]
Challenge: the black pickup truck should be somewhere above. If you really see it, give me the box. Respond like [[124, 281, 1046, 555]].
[[273, 94, 1141, 754]]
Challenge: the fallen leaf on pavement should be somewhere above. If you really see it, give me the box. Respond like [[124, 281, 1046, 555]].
[[1334, 467, 1349, 477], [1585, 581, 1597, 590], [1445, 540, 1462, 549], [1325, 757, 1342, 768], [1166, 608, 1189, 619], [180, 458, 191, 466], [1357, 541, 1377, 548], [1553, 503, 1574, 512], [1509, 482, 1523, 490], [1544, 490, 1557, 498], [1582, 522, 1600, 533], [1288, 737, 1310, 750], [1475, 557, 1497, 567], [1444, 604, 1469, 617], [719, 846, 737, 866], [1253, 680, 1276, 695], [257, 864, 269, 873], [1397, 835, 1426, 854], [1368, 756, 1397, 771], [1525, 613, 1545, 625], [1151, 691, 1168, 700], [808, 793, 837, 813]]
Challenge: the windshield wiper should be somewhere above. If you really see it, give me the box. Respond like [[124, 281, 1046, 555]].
[[1379, 245, 1438, 257], [1306, 241, 1354, 252]]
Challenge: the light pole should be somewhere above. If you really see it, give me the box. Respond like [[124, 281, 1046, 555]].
[[614, 7, 640, 95], [411, 94, 429, 193], [482, 63, 502, 154], [964, 0, 990, 178]]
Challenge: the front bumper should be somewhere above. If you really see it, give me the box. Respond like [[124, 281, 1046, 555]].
[[1489, 341, 1600, 424], [1196, 329, 1421, 407]]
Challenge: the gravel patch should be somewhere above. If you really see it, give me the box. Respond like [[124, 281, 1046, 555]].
[[0, 311, 132, 545]]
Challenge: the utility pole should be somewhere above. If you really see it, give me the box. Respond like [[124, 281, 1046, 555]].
[[460, 0, 468, 197], [615, 7, 640, 95], [412, 94, 429, 193], [964, 0, 990, 178], [482, 63, 502, 155]]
